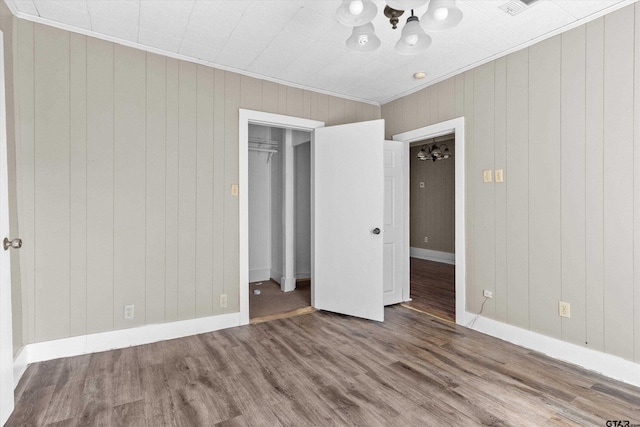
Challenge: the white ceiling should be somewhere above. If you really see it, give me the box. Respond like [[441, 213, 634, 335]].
[[4, 0, 636, 104]]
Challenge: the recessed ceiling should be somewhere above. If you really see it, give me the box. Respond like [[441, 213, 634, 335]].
[[4, 0, 636, 104]]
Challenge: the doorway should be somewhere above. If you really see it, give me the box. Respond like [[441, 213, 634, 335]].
[[393, 117, 466, 326], [247, 123, 312, 322], [404, 134, 455, 321]]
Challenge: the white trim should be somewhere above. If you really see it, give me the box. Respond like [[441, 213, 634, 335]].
[[410, 247, 455, 265], [393, 117, 466, 325], [240, 109, 325, 325], [466, 312, 640, 388], [13, 312, 240, 388], [249, 268, 270, 283]]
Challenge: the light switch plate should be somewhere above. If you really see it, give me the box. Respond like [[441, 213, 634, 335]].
[[495, 169, 504, 183], [231, 184, 239, 196], [483, 170, 492, 183]]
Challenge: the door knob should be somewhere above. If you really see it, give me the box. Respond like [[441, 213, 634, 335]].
[[3, 237, 22, 251], [372, 228, 381, 235]]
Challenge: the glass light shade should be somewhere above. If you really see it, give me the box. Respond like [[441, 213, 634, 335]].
[[396, 16, 431, 55], [346, 23, 381, 52], [336, 0, 378, 26], [421, 0, 463, 31], [386, 0, 428, 10], [417, 146, 429, 161]]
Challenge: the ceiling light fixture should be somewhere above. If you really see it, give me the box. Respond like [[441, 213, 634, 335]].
[[417, 143, 452, 161], [396, 10, 431, 55], [413, 71, 427, 79], [336, 0, 378, 26], [421, 0, 464, 31], [346, 23, 381, 52], [338, 0, 463, 55]]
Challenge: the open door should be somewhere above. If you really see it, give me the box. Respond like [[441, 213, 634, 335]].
[[0, 31, 15, 425], [312, 119, 384, 321]]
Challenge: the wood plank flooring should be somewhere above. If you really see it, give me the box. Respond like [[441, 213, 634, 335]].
[[403, 257, 456, 322], [7, 306, 640, 426]]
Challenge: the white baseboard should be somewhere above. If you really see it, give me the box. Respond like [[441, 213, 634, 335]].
[[410, 247, 455, 265], [465, 312, 640, 388], [13, 312, 240, 388], [249, 268, 270, 282]]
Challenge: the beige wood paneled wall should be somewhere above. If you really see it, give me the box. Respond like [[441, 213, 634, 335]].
[[382, 3, 640, 364], [409, 143, 455, 253], [13, 20, 380, 344]]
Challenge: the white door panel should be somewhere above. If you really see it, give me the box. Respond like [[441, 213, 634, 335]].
[[383, 140, 405, 306], [0, 32, 14, 425], [312, 120, 384, 322]]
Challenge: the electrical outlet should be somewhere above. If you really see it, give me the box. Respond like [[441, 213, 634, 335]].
[[483, 290, 493, 299], [220, 294, 228, 308], [483, 170, 493, 183], [424, 236, 429, 243], [230, 184, 239, 196], [559, 301, 570, 318], [124, 304, 135, 320]]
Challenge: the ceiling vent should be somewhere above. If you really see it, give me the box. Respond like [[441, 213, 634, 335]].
[[499, 0, 538, 16]]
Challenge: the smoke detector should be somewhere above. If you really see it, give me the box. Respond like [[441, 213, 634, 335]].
[[499, 0, 538, 16]]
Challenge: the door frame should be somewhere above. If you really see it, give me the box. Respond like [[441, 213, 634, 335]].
[[239, 109, 324, 325], [392, 117, 466, 325]]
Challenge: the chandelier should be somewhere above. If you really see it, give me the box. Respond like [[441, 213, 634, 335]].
[[337, 0, 463, 55], [417, 142, 452, 161]]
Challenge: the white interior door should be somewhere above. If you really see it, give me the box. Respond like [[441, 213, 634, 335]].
[[0, 31, 15, 426], [383, 140, 405, 305], [312, 119, 384, 321]]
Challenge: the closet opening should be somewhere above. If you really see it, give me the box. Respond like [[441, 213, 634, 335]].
[[247, 124, 312, 322]]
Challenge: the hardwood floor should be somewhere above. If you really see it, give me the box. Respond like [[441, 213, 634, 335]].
[[249, 279, 311, 320], [403, 257, 455, 322], [8, 305, 639, 426]]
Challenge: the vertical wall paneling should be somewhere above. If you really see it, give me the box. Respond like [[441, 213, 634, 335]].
[[505, 49, 530, 329], [560, 26, 587, 346], [286, 87, 304, 119], [454, 74, 465, 117], [603, 8, 635, 360], [277, 85, 287, 115], [472, 63, 495, 316], [145, 53, 167, 324], [16, 20, 35, 343], [528, 36, 562, 339], [463, 70, 475, 312], [316, 93, 329, 127], [303, 90, 312, 119], [634, 3, 640, 363], [113, 45, 147, 329], [86, 37, 114, 334], [584, 18, 606, 352], [240, 75, 262, 111], [224, 71, 241, 312], [69, 33, 87, 337], [164, 58, 180, 322], [177, 61, 197, 320], [403, 93, 418, 132], [196, 65, 214, 317], [344, 99, 358, 124], [309, 91, 318, 122], [261, 80, 278, 114], [327, 96, 346, 126], [34, 24, 70, 340], [493, 57, 507, 323], [212, 69, 225, 315], [437, 78, 456, 122], [417, 89, 431, 133]]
